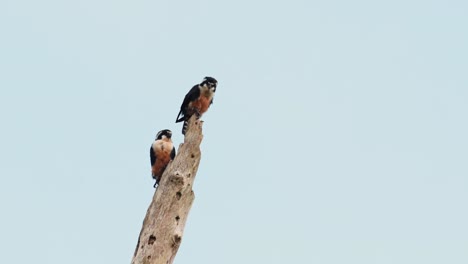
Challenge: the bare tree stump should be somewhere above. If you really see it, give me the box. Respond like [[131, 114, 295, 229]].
[[132, 116, 204, 264]]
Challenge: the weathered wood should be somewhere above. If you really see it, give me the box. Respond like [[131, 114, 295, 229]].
[[132, 116, 203, 264]]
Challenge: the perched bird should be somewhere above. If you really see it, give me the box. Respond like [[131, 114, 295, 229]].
[[175, 77, 217, 134], [150, 129, 176, 188]]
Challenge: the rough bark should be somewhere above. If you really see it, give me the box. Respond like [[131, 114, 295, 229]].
[[132, 116, 203, 264]]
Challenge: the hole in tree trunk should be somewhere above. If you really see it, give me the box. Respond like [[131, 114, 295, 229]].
[[148, 235, 156, 245], [172, 235, 182, 248]]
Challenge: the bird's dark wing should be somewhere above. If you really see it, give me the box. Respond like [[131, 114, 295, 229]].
[[176, 85, 200, 122], [150, 145, 156, 166], [171, 147, 176, 160]]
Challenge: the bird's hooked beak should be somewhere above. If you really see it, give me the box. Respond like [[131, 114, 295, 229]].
[[210, 83, 217, 91]]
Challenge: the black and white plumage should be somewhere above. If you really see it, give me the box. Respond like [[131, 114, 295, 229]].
[[150, 129, 176, 188], [175, 77, 217, 134]]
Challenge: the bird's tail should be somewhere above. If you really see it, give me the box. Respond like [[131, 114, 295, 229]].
[[182, 119, 188, 135], [152, 175, 158, 188]]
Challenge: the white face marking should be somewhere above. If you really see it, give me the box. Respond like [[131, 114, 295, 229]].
[[200, 85, 215, 98]]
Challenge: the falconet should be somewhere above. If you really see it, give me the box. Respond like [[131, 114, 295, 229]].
[[175, 77, 217, 134], [150, 129, 176, 188]]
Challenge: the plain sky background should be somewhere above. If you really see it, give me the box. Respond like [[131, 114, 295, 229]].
[[1, 0, 467, 263]]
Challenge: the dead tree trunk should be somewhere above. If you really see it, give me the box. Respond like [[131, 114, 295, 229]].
[[132, 116, 204, 264]]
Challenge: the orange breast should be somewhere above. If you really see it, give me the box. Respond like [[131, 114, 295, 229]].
[[151, 141, 173, 181], [190, 96, 211, 115], [152, 157, 170, 178]]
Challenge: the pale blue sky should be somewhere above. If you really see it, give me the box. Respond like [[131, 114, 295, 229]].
[[1, 0, 467, 263]]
